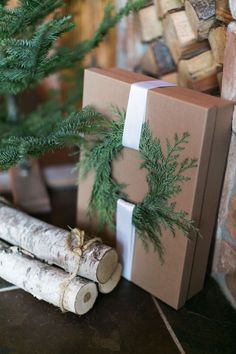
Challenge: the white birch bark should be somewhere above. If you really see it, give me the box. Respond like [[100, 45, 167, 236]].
[[0, 242, 97, 315], [0, 203, 118, 284]]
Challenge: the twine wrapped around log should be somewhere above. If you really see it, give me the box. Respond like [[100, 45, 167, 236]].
[[0, 202, 118, 284], [0, 241, 98, 315], [59, 228, 100, 311]]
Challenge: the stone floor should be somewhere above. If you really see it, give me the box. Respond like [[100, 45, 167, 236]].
[[0, 188, 235, 354]]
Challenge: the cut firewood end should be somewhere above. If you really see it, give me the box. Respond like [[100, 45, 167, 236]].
[[138, 4, 163, 42], [185, 0, 215, 40], [208, 25, 226, 66], [139, 39, 176, 77], [178, 50, 218, 92], [163, 10, 209, 63]]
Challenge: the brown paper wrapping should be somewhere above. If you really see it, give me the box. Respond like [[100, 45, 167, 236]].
[[77, 68, 233, 309]]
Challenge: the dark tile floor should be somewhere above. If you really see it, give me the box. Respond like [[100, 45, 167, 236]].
[[0, 188, 235, 354]]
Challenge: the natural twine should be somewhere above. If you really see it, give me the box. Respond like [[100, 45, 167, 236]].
[[59, 228, 101, 312]]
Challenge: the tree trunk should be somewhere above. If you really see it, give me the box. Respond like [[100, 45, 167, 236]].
[[0, 203, 118, 284], [0, 242, 97, 315]]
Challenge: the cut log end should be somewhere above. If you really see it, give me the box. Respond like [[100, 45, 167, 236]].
[[96, 249, 118, 284], [74, 282, 98, 315], [98, 263, 122, 294]]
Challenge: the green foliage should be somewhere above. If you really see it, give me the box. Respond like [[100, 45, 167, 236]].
[[0, 16, 74, 94], [0, 105, 108, 170], [79, 111, 127, 230], [79, 108, 198, 260], [0, 0, 147, 168], [0, 0, 146, 95]]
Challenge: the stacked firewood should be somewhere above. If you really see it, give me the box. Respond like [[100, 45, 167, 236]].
[[137, 0, 235, 93], [0, 201, 121, 315]]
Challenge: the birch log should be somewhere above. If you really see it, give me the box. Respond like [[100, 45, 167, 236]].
[[0, 203, 118, 284], [98, 263, 122, 294], [0, 242, 97, 315]]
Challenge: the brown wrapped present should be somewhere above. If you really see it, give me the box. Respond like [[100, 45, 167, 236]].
[[77, 68, 233, 309]]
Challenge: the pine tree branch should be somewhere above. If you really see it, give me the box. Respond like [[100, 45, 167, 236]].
[[0, 0, 64, 38], [0, 106, 108, 170], [0, 15, 74, 94], [0, 0, 147, 95]]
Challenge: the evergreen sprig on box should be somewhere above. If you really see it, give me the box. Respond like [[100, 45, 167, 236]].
[[0, 0, 146, 170], [79, 108, 199, 259]]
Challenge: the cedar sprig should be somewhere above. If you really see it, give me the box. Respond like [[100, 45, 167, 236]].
[[78, 111, 127, 229]]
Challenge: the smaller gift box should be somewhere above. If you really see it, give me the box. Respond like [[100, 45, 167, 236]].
[[77, 68, 233, 309]]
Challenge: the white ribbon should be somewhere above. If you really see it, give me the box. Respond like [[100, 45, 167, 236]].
[[122, 80, 176, 151], [117, 80, 176, 280], [116, 199, 136, 280]]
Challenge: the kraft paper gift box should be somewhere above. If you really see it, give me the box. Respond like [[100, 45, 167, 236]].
[[77, 67, 233, 309]]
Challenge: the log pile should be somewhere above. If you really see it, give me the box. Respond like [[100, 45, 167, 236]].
[[0, 201, 121, 315], [137, 0, 233, 93]]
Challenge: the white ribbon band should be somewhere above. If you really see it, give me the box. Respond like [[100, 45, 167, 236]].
[[122, 80, 176, 151], [117, 80, 176, 280], [116, 199, 136, 280]]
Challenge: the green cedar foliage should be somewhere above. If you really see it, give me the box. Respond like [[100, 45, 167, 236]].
[[0, 0, 146, 169], [79, 108, 198, 260]]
